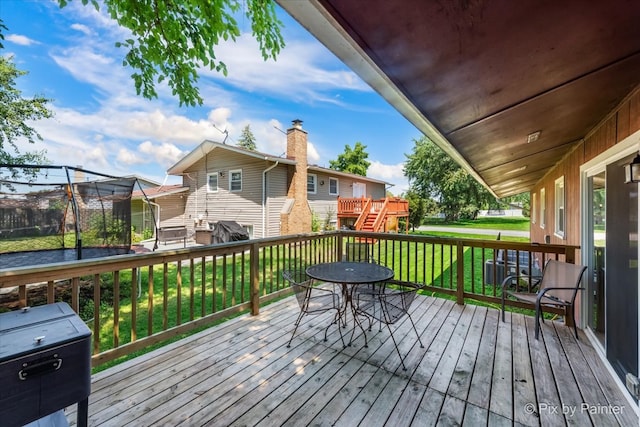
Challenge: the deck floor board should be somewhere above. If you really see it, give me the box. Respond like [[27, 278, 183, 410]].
[[65, 295, 638, 426]]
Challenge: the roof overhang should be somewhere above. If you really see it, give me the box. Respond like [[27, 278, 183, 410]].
[[278, 0, 640, 198], [167, 140, 296, 175], [132, 185, 190, 200], [308, 165, 388, 185]]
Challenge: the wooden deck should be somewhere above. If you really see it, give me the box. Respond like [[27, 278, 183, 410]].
[[66, 295, 637, 426]]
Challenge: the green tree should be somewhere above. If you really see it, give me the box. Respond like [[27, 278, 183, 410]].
[[0, 55, 51, 176], [404, 136, 495, 221], [329, 142, 371, 176], [502, 192, 531, 218], [53, 0, 285, 107], [404, 190, 426, 231], [237, 124, 257, 151]]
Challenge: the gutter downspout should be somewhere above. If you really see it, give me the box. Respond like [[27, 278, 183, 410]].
[[147, 200, 161, 231], [262, 161, 279, 238]]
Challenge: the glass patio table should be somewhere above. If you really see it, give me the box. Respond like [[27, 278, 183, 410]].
[[306, 261, 394, 346]]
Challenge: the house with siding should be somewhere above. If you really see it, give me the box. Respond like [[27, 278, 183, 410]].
[[131, 184, 189, 237], [160, 120, 389, 238]]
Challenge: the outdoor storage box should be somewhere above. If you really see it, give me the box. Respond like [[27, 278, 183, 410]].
[[0, 302, 91, 427]]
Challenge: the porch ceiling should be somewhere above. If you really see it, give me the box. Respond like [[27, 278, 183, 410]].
[[278, 0, 640, 197]]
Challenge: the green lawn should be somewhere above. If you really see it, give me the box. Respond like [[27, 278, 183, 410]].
[[423, 216, 530, 231], [411, 230, 529, 242]]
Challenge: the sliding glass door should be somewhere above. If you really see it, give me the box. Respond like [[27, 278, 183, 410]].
[[586, 171, 606, 346], [583, 151, 639, 392]]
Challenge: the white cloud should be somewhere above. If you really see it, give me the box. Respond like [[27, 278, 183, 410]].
[[117, 148, 143, 165], [368, 160, 409, 195], [139, 141, 185, 168], [307, 142, 320, 163], [51, 47, 129, 95], [70, 23, 92, 36], [85, 145, 110, 168], [6, 34, 38, 46], [369, 161, 405, 180], [201, 34, 371, 102]]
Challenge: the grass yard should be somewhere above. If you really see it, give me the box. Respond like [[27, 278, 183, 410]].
[[423, 216, 530, 231]]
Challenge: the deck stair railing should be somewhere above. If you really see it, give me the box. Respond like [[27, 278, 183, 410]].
[[353, 198, 373, 230], [368, 197, 390, 232]]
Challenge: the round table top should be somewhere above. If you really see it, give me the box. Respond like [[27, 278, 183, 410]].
[[306, 261, 394, 284]]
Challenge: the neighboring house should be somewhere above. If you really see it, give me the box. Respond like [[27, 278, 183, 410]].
[[131, 184, 190, 237], [162, 120, 389, 238]]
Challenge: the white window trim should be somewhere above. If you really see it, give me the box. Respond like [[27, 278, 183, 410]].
[[532, 192, 537, 224], [307, 173, 317, 194], [229, 169, 242, 192], [554, 176, 565, 238], [329, 177, 339, 195], [540, 188, 546, 228], [207, 172, 219, 193]]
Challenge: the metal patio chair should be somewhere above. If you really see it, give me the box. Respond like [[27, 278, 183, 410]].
[[353, 280, 425, 370], [500, 259, 587, 339], [283, 269, 345, 348]]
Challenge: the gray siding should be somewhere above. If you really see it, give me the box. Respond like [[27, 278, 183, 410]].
[[308, 172, 386, 200], [306, 171, 386, 230], [158, 194, 186, 227], [266, 166, 288, 237], [308, 200, 338, 229], [171, 147, 388, 238], [181, 150, 288, 237]]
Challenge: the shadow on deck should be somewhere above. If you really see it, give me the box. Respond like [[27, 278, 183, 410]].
[[66, 295, 637, 426]]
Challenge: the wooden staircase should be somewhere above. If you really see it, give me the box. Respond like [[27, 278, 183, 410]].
[[337, 196, 409, 234], [360, 212, 379, 232]]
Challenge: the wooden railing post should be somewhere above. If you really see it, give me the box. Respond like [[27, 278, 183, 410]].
[[337, 232, 344, 261], [456, 241, 465, 305], [250, 242, 260, 315]]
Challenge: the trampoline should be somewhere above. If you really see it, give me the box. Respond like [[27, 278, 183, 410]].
[[0, 164, 157, 270]]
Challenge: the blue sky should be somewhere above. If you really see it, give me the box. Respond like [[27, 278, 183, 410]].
[[0, 1, 420, 193]]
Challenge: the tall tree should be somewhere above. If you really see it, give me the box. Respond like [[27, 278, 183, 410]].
[[329, 142, 371, 176], [404, 136, 495, 221], [0, 55, 51, 175], [237, 124, 257, 151], [403, 190, 426, 231], [52, 0, 285, 107]]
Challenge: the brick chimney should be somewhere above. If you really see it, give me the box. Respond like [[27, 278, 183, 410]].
[[281, 119, 312, 234]]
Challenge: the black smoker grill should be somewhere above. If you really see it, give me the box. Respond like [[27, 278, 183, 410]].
[[0, 303, 91, 427]]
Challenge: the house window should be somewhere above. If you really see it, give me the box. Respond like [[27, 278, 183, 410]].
[[230, 169, 242, 192], [532, 192, 537, 224], [307, 174, 317, 194], [207, 173, 218, 192], [329, 178, 339, 195], [540, 188, 546, 228], [555, 176, 565, 237]]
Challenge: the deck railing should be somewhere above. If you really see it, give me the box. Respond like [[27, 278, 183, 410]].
[[0, 230, 578, 367]]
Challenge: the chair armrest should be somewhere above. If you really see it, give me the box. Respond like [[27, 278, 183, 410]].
[[500, 275, 542, 292], [537, 286, 585, 303]]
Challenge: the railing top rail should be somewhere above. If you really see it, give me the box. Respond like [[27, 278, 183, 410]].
[[0, 229, 579, 288]]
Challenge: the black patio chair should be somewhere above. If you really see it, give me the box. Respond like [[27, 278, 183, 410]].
[[500, 259, 587, 339], [282, 269, 345, 348], [353, 280, 425, 370]]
